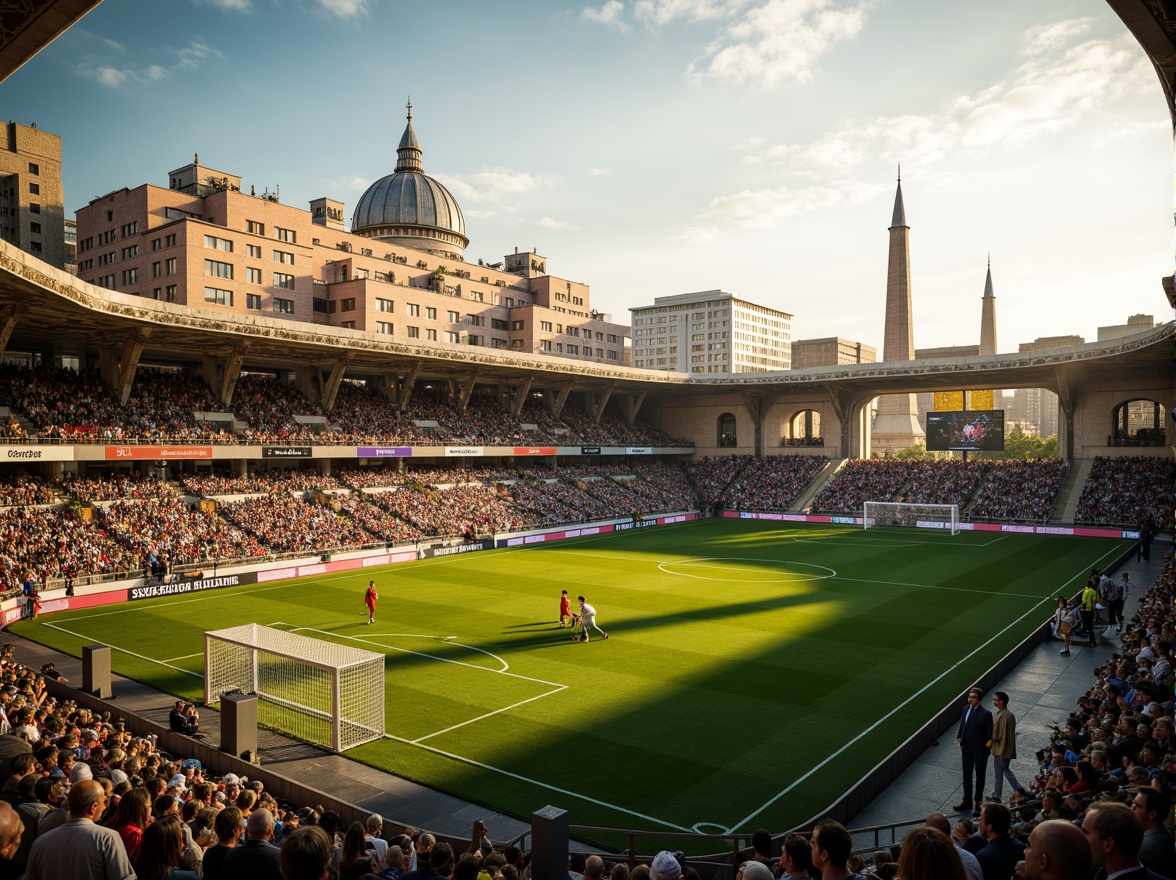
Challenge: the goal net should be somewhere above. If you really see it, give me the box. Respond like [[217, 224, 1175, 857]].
[[204, 624, 385, 752], [862, 501, 960, 535]]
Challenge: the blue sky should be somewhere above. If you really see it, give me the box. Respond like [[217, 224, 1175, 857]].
[[5, 0, 1169, 352]]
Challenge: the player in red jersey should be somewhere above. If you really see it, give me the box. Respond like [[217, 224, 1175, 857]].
[[558, 589, 572, 627], [365, 580, 378, 625]]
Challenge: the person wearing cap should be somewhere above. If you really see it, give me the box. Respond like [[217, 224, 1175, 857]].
[[649, 852, 681, 880]]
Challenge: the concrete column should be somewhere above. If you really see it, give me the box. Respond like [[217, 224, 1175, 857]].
[[221, 693, 258, 760], [530, 806, 569, 880], [82, 645, 112, 699]]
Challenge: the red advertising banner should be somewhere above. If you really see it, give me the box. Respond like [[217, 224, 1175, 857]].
[[105, 445, 213, 460], [512, 447, 557, 456]]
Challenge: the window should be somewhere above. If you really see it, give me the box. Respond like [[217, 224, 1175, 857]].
[[313, 298, 329, 314], [540, 321, 552, 332], [205, 259, 233, 279], [29, 241, 41, 253], [407, 326, 419, 338], [376, 298, 394, 313], [541, 340, 552, 352], [165, 234, 176, 247], [152, 261, 162, 278], [607, 334, 618, 344], [151, 238, 162, 251], [491, 318, 508, 331], [29, 222, 40, 234], [121, 221, 137, 237], [340, 320, 355, 329], [121, 245, 138, 259], [445, 331, 460, 343], [204, 234, 233, 252], [152, 288, 161, 299], [166, 258, 176, 276], [28, 183, 39, 195], [468, 335, 481, 346], [511, 320, 524, 330], [607, 350, 618, 360], [120, 267, 138, 284], [247, 244, 262, 258], [29, 203, 39, 215], [447, 310, 459, 323], [27, 163, 38, 175], [425, 307, 436, 320], [406, 303, 420, 317], [492, 338, 507, 349], [377, 321, 394, 335], [204, 286, 233, 306], [273, 298, 294, 315], [273, 250, 295, 265], [275, 226, 296, 243], [247, 267, 262, 284], [273, 272, 294, 289], [165, 285, 177, 302], [247, 220, 265, 235], [567, 344, 579, 355], [246, 293, 262, 310], [97, 274, 115, 288], [340, 298, 356, 312], [425, 329, 437, 341]]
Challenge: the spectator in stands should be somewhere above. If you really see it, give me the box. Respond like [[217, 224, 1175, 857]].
[[204, 806, 244, 880], [893, 826, 964, 880], [132, 813, 198, 880], [973, 803, 1023, 880], [649, 851, 681, 880], [223, 807, 282, 880], [1017, 819, 1092, 880], [925, 814, 980, 880], [339, 821, 376, 880], [0, 800, 21, 861], [403, 840, 453, 880], [365, 812, 389, 869], [1131, 789, 1176, 879], [1082, 800, 1163, 880], [809, 819, 856, 880], [280, 825, 333, 880], [25, 778, 133, 880], [107, 786, 151, 860]]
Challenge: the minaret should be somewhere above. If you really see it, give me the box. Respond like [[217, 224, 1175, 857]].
[[979, 256, 997, 356], [871, 168, 925, 454]]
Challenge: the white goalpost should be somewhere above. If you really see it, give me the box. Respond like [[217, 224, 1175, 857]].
[[862, 501, 961, 535], [204, 623, 385, 752]]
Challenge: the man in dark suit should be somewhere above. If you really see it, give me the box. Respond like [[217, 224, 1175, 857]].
[[953, 687, 993, 817], [223, 807, 281, 880], [974, 803, 1025, 880], [1082, 801, 1167, 880]]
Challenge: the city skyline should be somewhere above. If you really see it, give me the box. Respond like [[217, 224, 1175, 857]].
[[3, 0, 1168, 357]]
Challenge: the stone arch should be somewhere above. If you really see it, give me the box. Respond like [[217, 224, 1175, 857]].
[[785, 409, 822, 447], [1110, 398, 1167, 447], [717, 412, 737, 448]]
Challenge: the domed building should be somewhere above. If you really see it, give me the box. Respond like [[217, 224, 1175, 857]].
[[351, 102, 469, 261]]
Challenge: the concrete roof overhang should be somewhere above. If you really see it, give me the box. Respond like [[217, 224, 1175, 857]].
[[2, 247, 1173, 401], [0, 0, 102, 82]]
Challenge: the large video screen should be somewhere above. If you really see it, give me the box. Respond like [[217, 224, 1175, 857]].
[[925, 410, 1005, 452]]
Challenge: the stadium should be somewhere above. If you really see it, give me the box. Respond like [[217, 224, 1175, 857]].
[[0, 2, 1170, 879]]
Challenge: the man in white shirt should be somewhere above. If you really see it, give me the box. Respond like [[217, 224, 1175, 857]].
[[365, 813, 388, 869], [574, 597, 608, 643]]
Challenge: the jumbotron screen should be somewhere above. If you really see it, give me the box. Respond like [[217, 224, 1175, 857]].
[[925, 410, 1005, 451]]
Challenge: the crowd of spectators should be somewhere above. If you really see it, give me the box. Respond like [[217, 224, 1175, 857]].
[[0, 506, 128, 594], [0, 475, 55, 508], [1075, 456, 1174, 530], [680, 456, 750, 508], [218, 494, 375, 554], [61, 472, 178, 503], [99, 499, 268, 567], [725, 455, 827, 511], [811, 458, 1070, 523]]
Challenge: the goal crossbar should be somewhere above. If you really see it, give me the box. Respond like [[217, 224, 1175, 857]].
[[204, 624, 385, 752], [862, 501, 960, 535]]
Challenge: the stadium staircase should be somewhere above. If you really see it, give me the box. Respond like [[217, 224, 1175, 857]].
[[792, 458, 846, 512], [1050, 458, 1093, 524]]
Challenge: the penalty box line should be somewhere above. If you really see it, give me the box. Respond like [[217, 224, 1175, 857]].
[[725, 539, 1128, 834]]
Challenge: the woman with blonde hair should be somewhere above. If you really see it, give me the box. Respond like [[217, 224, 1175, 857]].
[[895, 826, 965, 880]]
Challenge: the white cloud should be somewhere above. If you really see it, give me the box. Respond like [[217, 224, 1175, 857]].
[[741, 25, 1145, 177], [101, 38, 126, 52], [581, 1, 630, 32], [435, 168, 559, 203], [688, 0, 875, 86], [201, 0, 252, 9], [633, 0, 740, 27], [1020, 17, 1093, 56], [315, 0, 370, 18], [77, 38, 224, 88], [589, 167, 612, 176], [536, 217, 578, 231], [704, 179, 881, 227], [327, 175, 371, 193]]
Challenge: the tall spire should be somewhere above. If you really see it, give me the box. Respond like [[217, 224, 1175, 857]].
[[890, 165, 906, 228], [980, 257, 998, 356], [395, 97, 423, 174]]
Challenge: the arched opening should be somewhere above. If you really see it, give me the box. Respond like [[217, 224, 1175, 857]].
[[785, 409, 822, 447], [717, 412, 737, 448], [1110, 399, 1166, 447]]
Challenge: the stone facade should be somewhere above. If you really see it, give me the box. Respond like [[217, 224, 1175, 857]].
[[0, 121, 64, 269]]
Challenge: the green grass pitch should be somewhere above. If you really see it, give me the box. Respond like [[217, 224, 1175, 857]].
[[11, 518, 1131, 836]]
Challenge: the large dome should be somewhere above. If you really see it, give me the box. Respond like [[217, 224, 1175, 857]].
[[351, 103, 469, 258]]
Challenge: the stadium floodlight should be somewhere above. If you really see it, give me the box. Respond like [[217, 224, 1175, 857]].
[[862, 501, 960, 535], [204, 623, 385, 752]]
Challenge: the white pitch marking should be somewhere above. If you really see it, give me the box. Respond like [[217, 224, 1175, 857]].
[[726, 540, 1129, 833], [659, 557, 836, 583], [412, 685, 568, 744], [160, 652, 204, 663], [837, 576, 1044, 601], [40, 622, 204, 679]]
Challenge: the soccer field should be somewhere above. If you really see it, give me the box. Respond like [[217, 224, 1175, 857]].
[[10, 518, 1131, 835]]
